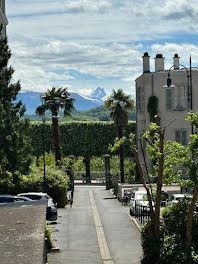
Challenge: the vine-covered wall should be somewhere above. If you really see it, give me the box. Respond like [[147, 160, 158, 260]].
[[31, 121, 136, 157]]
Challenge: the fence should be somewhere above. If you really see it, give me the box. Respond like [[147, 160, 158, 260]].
[[74, 171, 105, 180], [134, 203, 151, 225]]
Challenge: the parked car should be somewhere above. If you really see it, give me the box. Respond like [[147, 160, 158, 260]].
[[129, 190, 150, 215], [166, 194, 192, 206], [17, 192, 57, 221], [0, 194, 32, 203]]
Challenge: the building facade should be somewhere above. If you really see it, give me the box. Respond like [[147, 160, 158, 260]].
[[135, 52, 198, 176], [0, 0, 8, 36]]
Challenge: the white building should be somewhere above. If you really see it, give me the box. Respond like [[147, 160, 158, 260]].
[[0, 0, 8, 36], [135, 52, 198, 175]]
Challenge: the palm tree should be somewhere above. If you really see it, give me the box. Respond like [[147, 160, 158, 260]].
[[105, 89, 134, 183], [36, 87, 74, 163]]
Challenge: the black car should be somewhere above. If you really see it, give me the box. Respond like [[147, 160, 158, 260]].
[[17, 192, 57, 221]]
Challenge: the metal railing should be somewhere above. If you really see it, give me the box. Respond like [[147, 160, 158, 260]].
[[134, 203, 151, 225]]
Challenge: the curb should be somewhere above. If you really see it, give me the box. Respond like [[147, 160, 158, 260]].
[[49, 247, 60, 253], [127, 213, 141, 232]]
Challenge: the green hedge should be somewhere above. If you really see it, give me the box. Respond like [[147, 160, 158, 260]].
[[141, 200, 198, 264], [0, 166, 69, 208], [31, 121, 136, 157]]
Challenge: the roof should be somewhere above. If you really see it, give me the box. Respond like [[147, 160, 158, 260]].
[[18, 192, 48, 196], [0, 201, 46, 264], [172, 194, 192, 197]]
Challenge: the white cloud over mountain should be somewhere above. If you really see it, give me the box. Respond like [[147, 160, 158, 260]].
[[6, 0, 198, 95]]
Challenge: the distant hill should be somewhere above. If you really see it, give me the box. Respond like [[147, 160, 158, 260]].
[[17, 87, 136, 121], [25, 105, 136, 122], [16, 87, 106, 114]]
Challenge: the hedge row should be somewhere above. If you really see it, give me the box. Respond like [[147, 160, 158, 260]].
[[31, 121, 136, 157], [0, 166, 69, 207]]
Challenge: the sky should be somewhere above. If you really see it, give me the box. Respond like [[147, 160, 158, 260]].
[[6, 0, 198, 97]]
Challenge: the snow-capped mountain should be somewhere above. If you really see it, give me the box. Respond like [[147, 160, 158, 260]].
[[90, 87, 106, 100], [16, 89, 106, 114]]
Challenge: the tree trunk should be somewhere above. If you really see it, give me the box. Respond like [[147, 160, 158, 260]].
[[185, 185, 198, 249], [52, 115, 61, 163], [154, 128, 165, 237], [83, 157, 91, 183], [118, 126, 125, 183]]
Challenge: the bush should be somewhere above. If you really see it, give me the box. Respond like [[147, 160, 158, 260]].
[[0, 171, 15, 194], [141, 220, 162, 264], [17, 165, 69, 207], [160, 200, 198, 263], [141, 201, 198, 263], [45, 222, 54, 250]]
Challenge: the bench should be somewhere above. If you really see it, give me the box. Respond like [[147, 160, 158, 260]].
[[82, 175, 90, 183], [96, 177, 106, 183]]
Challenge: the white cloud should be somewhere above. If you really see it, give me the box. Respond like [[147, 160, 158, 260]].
[[5, 0, 198, 95], [151, 43, 198, 67], [9, 36, 142, 92]]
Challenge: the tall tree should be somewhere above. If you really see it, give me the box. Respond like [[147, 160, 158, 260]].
[[36, 87, 74, 163], [128, 115, 198, 261], [0, 27, 32, 182], [105, 89, 134, 183]]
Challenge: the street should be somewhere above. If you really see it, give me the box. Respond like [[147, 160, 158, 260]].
[[48, 186, 142, 264]]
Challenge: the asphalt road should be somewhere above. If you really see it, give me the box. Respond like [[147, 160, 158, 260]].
[[48, 186, 142, 264]]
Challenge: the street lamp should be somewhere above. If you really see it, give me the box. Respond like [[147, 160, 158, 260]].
[[41, 95, 47, 193], [166, 56, 193, 134]]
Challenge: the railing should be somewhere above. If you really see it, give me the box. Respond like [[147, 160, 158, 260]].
[[134, 202, 166, 225], [74, 171, 105, 180], [134, 203, 151, 225]]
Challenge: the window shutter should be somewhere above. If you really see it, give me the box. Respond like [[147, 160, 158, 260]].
[[181, 131, 187, 145], [166, 89, 172, 111], [175, 130, 180, 143], [137, 87, 141, 111], [142, 87, 145, 111]]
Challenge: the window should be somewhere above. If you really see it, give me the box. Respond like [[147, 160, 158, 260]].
[[137, 86, 144, 112], [166, 89, 172, 111], [166, 85, 186, 111], [24, 195, 42, 200], [175, 130, 187, 145], [173, 85, 186, 110]]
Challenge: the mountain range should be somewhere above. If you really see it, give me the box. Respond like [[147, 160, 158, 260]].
[[16, 87, 107, 114]]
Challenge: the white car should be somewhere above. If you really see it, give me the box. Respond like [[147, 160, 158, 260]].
[[129, 190, 150, 215], [17, 192, 57, 221], [166, 194, 192, 206]]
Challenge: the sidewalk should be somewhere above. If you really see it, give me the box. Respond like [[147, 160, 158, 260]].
[[48, 186, 142, 264]]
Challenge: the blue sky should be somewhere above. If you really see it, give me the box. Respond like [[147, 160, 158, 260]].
[[6, 0, 198, 97]]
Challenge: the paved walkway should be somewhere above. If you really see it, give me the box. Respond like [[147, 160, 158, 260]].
[[48, 186, 142, 264]]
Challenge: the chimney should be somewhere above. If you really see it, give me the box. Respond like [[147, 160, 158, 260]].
[[173, 54, 180, 70], [155, 54, 164, 72], [142, 52, 150, 73]]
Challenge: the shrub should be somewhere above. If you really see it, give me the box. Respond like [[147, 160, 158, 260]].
[[141, 201, 198, 263], [0, 171, 15, 194], [141, 220, 162, 264], [45, 222, 54, 250], [160, 200, 198, 263], [18, 164, 69, 208]]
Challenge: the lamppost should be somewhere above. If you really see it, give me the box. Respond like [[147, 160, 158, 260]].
[[41, 95, 47, 193], [166, 56, 193, 134]]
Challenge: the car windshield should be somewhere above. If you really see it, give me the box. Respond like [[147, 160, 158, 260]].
[[136, 193, 148, 201]]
